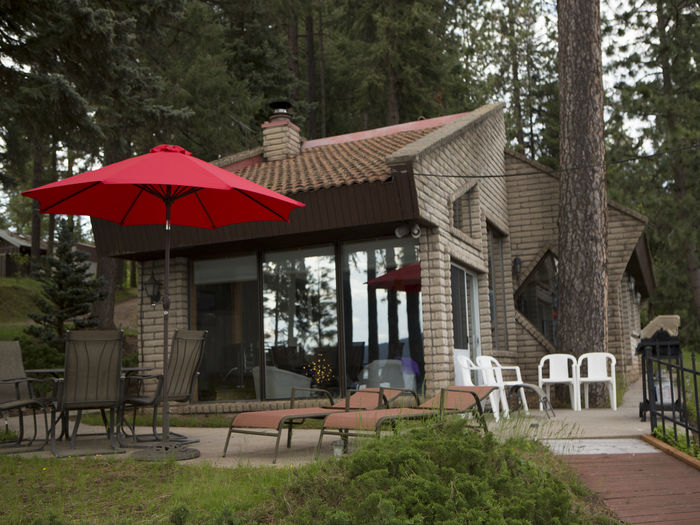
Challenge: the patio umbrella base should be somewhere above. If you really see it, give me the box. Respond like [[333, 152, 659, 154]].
[[130, 442, 200, 461]]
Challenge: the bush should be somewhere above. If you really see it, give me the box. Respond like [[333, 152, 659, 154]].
[[247, 418, 607, 524]]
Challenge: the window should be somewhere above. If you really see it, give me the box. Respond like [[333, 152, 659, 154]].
[[194, 255, 259, 401], [487, 226, 509, 350], [342, 238, 423, 392], [263, 246, 338, 398], [451, 264, 480, 360], [515, 252, 558, 345]]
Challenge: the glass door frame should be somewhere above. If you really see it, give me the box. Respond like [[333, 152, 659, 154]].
[[451, 263, 481, 362]]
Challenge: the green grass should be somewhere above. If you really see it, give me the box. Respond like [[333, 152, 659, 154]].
[[0, 277, 41, 326], [0, 418, 616, 524], [115, 286, 138, 303], [0, 457, 293, 524]]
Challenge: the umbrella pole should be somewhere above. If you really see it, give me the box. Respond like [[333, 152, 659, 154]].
[[161, 202, 171, 446], [133, 199, 198, 461]]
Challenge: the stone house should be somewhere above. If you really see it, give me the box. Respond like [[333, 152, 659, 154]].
[[93, 103, 653, 412]]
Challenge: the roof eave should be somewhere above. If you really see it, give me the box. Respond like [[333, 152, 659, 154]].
[[386, 103, 505, 167]]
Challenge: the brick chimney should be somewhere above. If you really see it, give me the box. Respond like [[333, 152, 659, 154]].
[[262, 101, 301, 161]]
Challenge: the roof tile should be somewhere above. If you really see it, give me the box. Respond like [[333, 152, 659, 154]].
[[231, 128, 436, 195]]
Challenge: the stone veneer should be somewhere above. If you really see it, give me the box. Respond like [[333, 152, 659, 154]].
[[388, 104, 515, 395], [504, 151, 648, 384]]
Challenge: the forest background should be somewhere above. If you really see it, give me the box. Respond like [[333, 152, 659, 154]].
[[0, 0, 698, 347]]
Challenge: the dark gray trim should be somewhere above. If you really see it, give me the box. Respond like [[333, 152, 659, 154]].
[[93, 178, 421, 260]]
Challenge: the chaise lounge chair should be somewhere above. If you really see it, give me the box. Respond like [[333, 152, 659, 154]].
[[315, 385, 496, 458], [222, 387, 418, 464]]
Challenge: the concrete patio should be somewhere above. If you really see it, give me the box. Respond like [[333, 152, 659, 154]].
[[2, 376, 662, 465]]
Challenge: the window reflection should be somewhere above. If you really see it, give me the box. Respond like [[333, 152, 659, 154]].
[[262, 246, 338, 399], [342, 239, 424, 392], [194, 256, 259, 401], [515, 251, 558, 345]]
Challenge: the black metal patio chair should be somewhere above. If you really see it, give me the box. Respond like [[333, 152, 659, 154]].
[[0, 341, 53, 453], [120, 330, 207, 443], [50, 330, 124, 456]]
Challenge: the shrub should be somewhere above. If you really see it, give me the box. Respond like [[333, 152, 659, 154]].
[[248, 418, 605, 524]]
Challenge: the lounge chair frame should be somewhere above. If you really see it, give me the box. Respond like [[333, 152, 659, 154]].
[[315, 386, 495, 458], [222, 387, 418, 463]]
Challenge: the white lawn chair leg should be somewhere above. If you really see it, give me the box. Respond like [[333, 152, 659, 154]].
[[489, 390, 500, 422], [518, 387, 529, 414], [610, 381, 617, 410], [583, 384, 589, 409], [499, 387, 510, 418]]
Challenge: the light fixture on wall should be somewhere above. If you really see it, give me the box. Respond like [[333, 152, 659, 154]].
[[512, 257, 522, 286], [394, 223, 421, 239], [144, 271, 161, 306]]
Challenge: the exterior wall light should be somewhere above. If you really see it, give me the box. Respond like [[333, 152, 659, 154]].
[[144, 271, 161, 306]]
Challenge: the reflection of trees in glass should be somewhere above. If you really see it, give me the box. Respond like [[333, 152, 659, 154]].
[[515, 252, 558, 345], [263, 253, 337, 352]]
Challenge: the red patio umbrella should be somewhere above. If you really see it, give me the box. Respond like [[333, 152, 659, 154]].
[[23, 144, 305, 457], [367, 262, 421, 293]]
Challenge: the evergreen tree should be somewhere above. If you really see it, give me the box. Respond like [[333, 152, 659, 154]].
[[23, 219, 106, 366], [557, 0, 608, 359], [606, 0, 700, 345]]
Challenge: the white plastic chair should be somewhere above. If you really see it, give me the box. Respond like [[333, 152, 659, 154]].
[[577, 352, 617, 410], [476, 355, 529, 417], [453, 351, 502, 421], [538, 354, 580, 411]]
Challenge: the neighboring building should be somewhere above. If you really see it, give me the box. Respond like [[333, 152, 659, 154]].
[[93, 103, 654, 411], [0, 229, 97, 277], [0, 229, 42, 277]]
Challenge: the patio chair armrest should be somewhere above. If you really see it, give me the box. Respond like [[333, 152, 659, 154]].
[[122, 373, 163, 399], [290, 387, 333, 408], [380, 387, 421, 407], [498, 366, 523, 382]]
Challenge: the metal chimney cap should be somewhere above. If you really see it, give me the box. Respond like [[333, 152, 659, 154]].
[[269, 100, 292, 113]]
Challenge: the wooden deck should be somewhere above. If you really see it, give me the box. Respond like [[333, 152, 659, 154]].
[[564, 453, 700, 524]]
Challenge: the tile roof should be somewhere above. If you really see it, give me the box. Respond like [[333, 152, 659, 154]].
[[234, 128, 436, 195], [219, 112, 471, 195]]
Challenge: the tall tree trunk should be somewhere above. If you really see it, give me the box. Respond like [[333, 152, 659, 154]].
[[367, 250, 379, 362], [287, 8, 299, 101], [386, 65, 400, 125], [91, 138, 126, 330], [507, 0, 525, 152], [386, 248, 399, 357], [129, 260, 137, 288], [557, 0, 608, 360], [30, 140, 43, 275], [305, 13, 317, 138], [47, 143, 58, 257], [317, 8, 327, 138], [656, 0, 700, 324]]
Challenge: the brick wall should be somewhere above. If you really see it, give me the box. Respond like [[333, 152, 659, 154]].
[[138, 258, 190, 395], [504, 151, 647, 383], [390, 104, 514, 395]]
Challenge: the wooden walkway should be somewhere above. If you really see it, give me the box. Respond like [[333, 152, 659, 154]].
[[564, 452, 700, 524]]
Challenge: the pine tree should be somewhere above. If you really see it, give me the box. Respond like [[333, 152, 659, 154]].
[[606, 0, 700, 345], [23, 219, 106, 365], [557, 0, 608, 358]]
